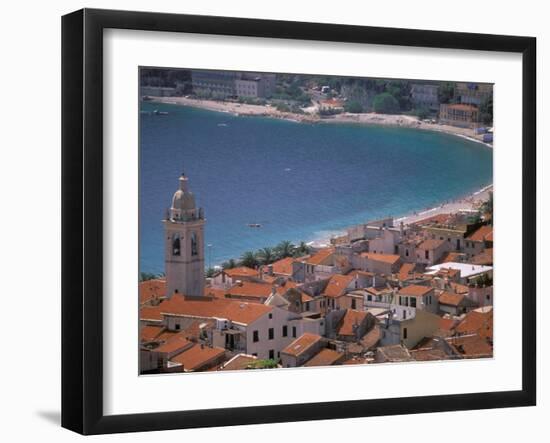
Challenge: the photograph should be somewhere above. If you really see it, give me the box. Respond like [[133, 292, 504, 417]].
[[138, 68, 494, 374]]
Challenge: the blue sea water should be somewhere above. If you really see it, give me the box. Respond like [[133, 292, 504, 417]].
[[139, 102, 493, 273]]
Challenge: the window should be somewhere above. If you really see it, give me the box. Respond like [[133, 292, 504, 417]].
[[403, 327, 408, 339], [425, 250, 429, 260], [268, 313, 272, 319], [428, 295, 432, 304], [252, 353, 257, 357], [268, 328, 274, 340], [351, 299, 357, 309], [191, 232, 198, 256], [410, 297, 417, 308], [403, 310, 407, 319], [174, 324, 180, 330], [405, 249, 409, 257], [253, 330, 259, 342], [367, 295, 372, 302], [282, 325, 288, 337], [172, 234, 181, 256], [292, 326, 297, 338], [269, 349, 274, 360]]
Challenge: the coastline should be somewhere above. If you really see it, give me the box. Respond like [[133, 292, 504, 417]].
[[306, 183, 493, 249], [145, 96, 493, 148]]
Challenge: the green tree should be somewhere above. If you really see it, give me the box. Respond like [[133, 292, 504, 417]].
[[222, 258, 237, 270], [293, 241, 311, 257], [344, 100, 363, 113], [438, 82, 456, 104], [275, 240, 296, 259], [256, 247, 276, 265], [240, 251, 259, 269], [205, 267, 217, 278], [139, 271, 158, 282], [479, 96, 493, 125], [372, 93, 400, 114], [246, 359, 279, 369]]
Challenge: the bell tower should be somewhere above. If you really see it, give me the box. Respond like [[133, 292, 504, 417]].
[[163, 173, 205, 298]]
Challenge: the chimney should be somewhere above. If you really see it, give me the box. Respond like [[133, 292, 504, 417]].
[[268, 264, 274, 276]]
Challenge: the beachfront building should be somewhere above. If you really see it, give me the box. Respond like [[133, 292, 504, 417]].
[[163, 173, 205, 298], [455, 82, 493, 106], [425, 262, 493, 286], [191, 70, 276, 99], [439, 103, 480, 128], [411, 83, 440, 111], [397, 285, 438, 314]]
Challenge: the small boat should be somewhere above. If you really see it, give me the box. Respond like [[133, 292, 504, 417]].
[[217, 123, 228, 127], [247, 223, 262, 228], [153, 109, 169, 115]]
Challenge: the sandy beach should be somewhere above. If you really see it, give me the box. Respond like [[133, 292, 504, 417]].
[[146, 96, 492, 146]]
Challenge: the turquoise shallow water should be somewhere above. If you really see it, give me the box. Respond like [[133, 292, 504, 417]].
[[139, 102, 493, 273]]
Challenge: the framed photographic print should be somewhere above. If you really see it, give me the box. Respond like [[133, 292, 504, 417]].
[[61, 8, 536, 435]]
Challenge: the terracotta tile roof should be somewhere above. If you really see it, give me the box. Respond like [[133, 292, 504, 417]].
[[439, 317, 456, 331], [224, 266, 260, 278], [226, 281, 273, 299], [410, 347, 451, 361], [418, 238, 445, 250], [171, 344, 226, 371], [304, 348, 344, 367], [271, 257, 294, 276], [281, 333, 322, 357], [337, 310, 369, 336], [485, 231, 493, 242], [438, 291, 465, 306], [398, 263, 416, 281], [220, 354, 258, 371], [456, 308, 493, 339], [450, 282, 469, 294], [154, 333, 193, 354], [467, 225, 493, 242], [447, 334, 492, 358], [398, 284, 433, 297], [413, 213, 452, 226], [275, 280, 298, 295], [140, 306, 163, 321], [204, 287, 227, 299], [139, 279, 166, 304], [470, 248, 493, 266], [324, 274, 355, 298], [442, 251, 466, 263], [360, 252, 401, 265], [159, 294, 272, 325], [140, 325, 164, 342], [305, 248, 335, 265]]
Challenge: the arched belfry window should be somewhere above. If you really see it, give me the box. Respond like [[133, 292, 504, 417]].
[[172, 234, 181, 256], [191, 232, 198, 256]]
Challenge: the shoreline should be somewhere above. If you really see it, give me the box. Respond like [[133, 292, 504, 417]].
[[306, 183, 493, 249], [145, 96, 493, 148]]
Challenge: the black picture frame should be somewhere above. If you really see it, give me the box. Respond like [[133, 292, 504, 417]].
[[62, 8, 537, 435]]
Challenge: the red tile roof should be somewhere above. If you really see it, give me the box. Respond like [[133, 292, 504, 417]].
[[140, 325, 164, 342], [304, 348, 344, 367], [337, 310, 369, 336], [154, 333, 193, 354], [324, 274, 355, 298], [271, 257, 294, 276], [171, 344, 226, 371], [220, 354, 258, 371], [140, 306, 163, 321], [360, 252, 401, 265], [398, 263, 416, 281], [456, 308, 493, 339], [227, 281, 273, 299], [159, 294, 272, 325], [204, 287, 227, 299], [438, 291, 465, 306], [281, 333, 322, 356], [305, 248, 335, 265], [398, 284, 433, 297], [139, 279, 166, 304], [467, 225, 493, 242], [447, 334, 492, 358], [224, 266, 260, 278]]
